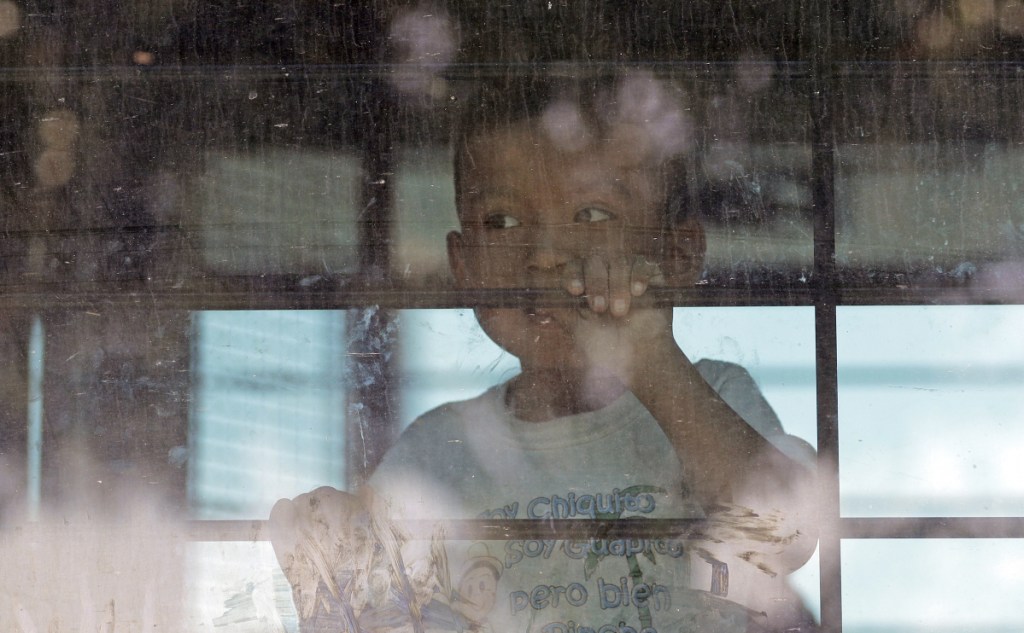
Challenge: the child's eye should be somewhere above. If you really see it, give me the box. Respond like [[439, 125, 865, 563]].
[[573, 207, 616, 223], [483, 213, 521, 229]]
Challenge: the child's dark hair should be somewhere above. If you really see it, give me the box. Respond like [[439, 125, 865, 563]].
[[450, 70, 693, 225]]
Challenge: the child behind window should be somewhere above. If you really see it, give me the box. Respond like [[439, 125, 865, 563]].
[[273, 70, 818, 633]]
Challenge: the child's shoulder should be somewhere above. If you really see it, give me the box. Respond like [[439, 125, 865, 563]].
[[370, 384, 506, 480], [694, 357, 750, 385], [402, 383, 506, 436], [695, 358, 786, 438]]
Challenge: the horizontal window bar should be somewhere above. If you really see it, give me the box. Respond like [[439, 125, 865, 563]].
[[0, 61, 814, 83], [186, 518, 709, 542], [5, 61, 1024, 83], [1, 284, 1019, 311], [841, 517, 1024, 539], [0, 285, 814, 311], [178, 516, 1024, 542]]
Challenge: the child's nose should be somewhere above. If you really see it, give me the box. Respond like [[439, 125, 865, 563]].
[[524, 228, 571, 274]]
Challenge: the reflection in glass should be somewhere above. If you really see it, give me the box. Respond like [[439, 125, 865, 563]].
[[190, 311, 346, 519], [836, 143, 1024, 271], [197, 151, 363, 275]]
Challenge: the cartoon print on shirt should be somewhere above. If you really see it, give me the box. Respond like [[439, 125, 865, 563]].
[[451, 542, 504, 631]]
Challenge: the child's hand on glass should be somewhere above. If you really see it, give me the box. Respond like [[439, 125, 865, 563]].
[[560, 250, 680, 388]]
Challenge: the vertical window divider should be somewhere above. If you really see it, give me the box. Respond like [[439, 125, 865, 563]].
[[345, 64, 400, 488], [808, 2, 843, 631]]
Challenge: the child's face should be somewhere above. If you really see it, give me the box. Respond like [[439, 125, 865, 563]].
[[448, 121, 702, 372]]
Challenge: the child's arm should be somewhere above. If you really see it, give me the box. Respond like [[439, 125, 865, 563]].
[[564, 250, 818, 568]]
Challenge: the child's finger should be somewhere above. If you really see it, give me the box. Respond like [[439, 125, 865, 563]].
[[629, 257, 650, 297], [631, 257, 666, 292], [582, 254, 610, 313], [608, 255, 633, 317], [562, 258, 585, 296]]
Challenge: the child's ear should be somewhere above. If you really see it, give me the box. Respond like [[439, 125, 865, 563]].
[[662, 217, 706, 285], [446, 230, 470, 287]]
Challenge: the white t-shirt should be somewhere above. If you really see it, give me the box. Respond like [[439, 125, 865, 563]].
[[369, 360, 810, 633]]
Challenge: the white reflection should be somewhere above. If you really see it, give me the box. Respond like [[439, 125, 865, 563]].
[[606, 71, 693, 161], [33, 149, 75, 189], [189, 541, 293, 632], [400, 309, 519, 427], [996, 443, 1024, 493], [197, 151, 363, 275], [0, 444, 184, 631], [393, 149, 461, 281], [967, 260, 1024, 306], [191, 311, 346, 519], [540, 99, 592, 153], [0, 1, 19, 38], [388, 2, 458, 100], [916, 11, 956, 52], [37, 109, 80, 150]]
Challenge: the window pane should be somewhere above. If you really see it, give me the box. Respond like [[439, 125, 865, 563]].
[[191, 310, 346, 519], [835, 69, 1024, 291], [838, 305, 1024, 517], [836, 141, 1024, 272], [0, 66, 373, 288], [672, 307, 817, 447], [399, 309, 520, 427], [197, 151, 363, 275], [843, 539, 1024, 633]]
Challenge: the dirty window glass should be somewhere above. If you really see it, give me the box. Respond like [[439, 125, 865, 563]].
[[2, 2, 1023, 633]]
